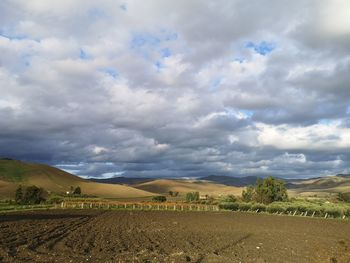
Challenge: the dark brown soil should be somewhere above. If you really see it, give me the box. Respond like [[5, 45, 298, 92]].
[[0, 210, 349, 262]]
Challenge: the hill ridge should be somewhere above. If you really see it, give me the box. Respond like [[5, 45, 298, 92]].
[[0, 159, 154, 198]]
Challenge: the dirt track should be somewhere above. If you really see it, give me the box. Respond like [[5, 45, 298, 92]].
[[0, 210, 349, 263]]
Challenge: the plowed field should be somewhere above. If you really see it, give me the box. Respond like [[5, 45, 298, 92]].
[[0, 210, 349, 262]]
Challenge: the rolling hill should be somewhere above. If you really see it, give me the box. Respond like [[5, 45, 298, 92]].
[[287, 174, 350, 197], [133, 179, 242, 197], [200, 174, 350, 198], [0, 159, 155, 199], [89, 176, 153, 185], [200, 175, 260, 187]]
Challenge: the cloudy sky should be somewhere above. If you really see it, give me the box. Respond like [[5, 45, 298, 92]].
[[1, 0, 350, 178]]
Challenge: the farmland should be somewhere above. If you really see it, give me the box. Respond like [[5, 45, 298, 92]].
[[0, 210, 349, 263]]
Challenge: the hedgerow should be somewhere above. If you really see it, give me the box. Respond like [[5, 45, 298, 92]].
[[219, 199, 350, 219]]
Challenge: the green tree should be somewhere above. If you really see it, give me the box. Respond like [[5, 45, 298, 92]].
[[15, 185, 23, 204], [254, 177, 288, 204], [152, 195, 167, 202], [338, 192, 350, 202], [242, 185, 255, 202], [186, 192, 199, 202], [23, 186, 46, 204], [73, 186, 81, 195]]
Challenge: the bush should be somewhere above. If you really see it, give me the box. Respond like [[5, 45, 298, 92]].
[[267, 204, 286, 213], [169, 191, 179, 197], [251, 203, 266, 212], [152, 196, 167, 202], [22, 186, 46, 204], [255, 177, 288, 204], [15, 185, 23, 204], [222, 195, 237, 203], [73, 186, 81, 195], [310, 207, 325, 217], [48, 196, 64, 204], [337, 192, 350, 202], [242, 186, 254, 202], [241, 177, 288, 204], [219, 202, 239, 211], [296, 204, 308, 213], [238, 202, 252, 211], [285, 204, 298, 213], [344, 208, 350, 217], [186, 192, 199, 202], [324, 207, 343, 218]]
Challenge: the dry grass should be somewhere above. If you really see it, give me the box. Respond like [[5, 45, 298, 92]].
[[0, 160, 155, 199], [133, 179, 242, 197]]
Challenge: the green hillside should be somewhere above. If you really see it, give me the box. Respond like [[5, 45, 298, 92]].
[[0, 159, 37, 182], [0, 159, 154, 199]]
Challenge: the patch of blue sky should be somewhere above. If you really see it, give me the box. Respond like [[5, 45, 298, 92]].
[[79, 48, 91, 60], [160, 48, 171, 58], [130, 33, 161, 49], [0, 31, 30, 41], [154, 61, 164, 72], [225, 107, 254, 119], [130, 29, 178, 49], [101, 171, 124, 178], [99, 67, 118, 78], [240, 109, 254, 118], [318, 118, 333, 125], [130, 30, 177, 64], [245, 41, 275, 56], [210, 77, 222, 90]]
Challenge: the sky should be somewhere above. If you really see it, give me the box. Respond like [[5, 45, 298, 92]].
[[1, 0, 350, 179]]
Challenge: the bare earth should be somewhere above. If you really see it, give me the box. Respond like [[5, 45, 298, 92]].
[[0, 210, 349, 263]]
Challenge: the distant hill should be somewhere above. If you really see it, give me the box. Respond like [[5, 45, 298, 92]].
[[336, 174, 350, 178], [200, 175, 260, 187], [200, 174, 350, 197], [0, 159, 155, 198], [133, 179, 242, 197], [89, 177, 153, 185]]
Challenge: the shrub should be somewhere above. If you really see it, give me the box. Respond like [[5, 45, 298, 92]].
[[223, 195, 237, 203], [324, 207, 343, 218], [267, 204, 286, 213], [310, 207, 325, 217], [255, 177, 288, 204], [186, 192, 199, 202], [337, 192, 350, 202], [242, 186, 254, 202], [48, 196, 64, 204], [285, 204, 298, 213], [297, 204, 310, 213], [344, 208, 350, 217], [22, 186, 46, 204], [15, 185, 23, 204], [251, 203, 266, 212], [219, 202, 239, 211], [73, 186, 81, 195], [241, 177, 288, 204], [238, 202, 252, 211], [169, 191, 179, 197], [152, 196, 167, 202]]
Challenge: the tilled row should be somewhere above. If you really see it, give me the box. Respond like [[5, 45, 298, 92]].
[[0, 210, 349, 263]]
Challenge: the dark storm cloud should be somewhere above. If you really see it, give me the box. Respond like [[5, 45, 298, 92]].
[[0, 0, 350, 178]]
